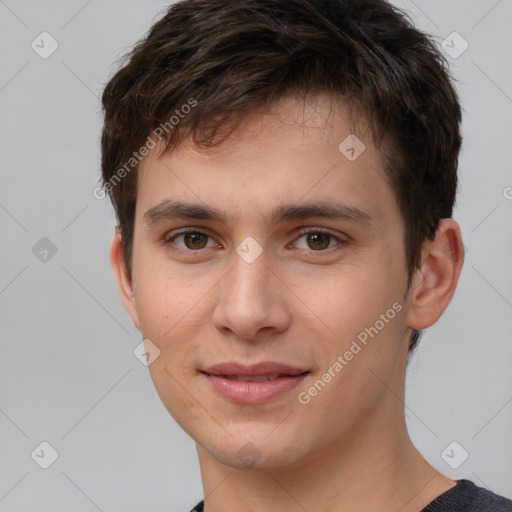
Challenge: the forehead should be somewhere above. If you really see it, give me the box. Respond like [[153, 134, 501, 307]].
[[135, 94, 397, 228]]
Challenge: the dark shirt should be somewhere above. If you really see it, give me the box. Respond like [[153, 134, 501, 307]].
[[189, 479, 512, 511]]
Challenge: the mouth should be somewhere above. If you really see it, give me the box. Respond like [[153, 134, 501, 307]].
[[202, 361, 309, 378], [200, 365, 310, 404], [201, 372, 308, 382]]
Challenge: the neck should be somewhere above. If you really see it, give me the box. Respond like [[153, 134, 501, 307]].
[[196, 389, 455, 512]]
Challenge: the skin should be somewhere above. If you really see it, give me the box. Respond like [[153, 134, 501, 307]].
[[111, 93, 465, 512]]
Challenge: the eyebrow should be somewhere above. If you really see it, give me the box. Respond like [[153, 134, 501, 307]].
[[143, 199, 374, 227]]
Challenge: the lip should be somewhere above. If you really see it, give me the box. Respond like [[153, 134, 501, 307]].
[[203, 361, 308, 377], [201, 362, 309, 404]]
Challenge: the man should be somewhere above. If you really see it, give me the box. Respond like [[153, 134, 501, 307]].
[[100, 0, 512, 510]]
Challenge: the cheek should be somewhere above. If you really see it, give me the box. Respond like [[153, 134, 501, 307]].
[[132, 255, 196, 334], [135, 273, 206, 427], [132, 260, 211, 371], [294, 265, 399, 329], [291, 268, 407, 383], [146, 354, 206, 439]]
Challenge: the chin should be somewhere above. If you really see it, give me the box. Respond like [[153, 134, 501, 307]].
[[199, 430, 307, 471]]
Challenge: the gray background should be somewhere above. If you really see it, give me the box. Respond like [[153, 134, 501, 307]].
[[0, 1, 511, 510]]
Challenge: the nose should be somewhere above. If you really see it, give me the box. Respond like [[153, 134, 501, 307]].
[[211, 248, 292, 340]]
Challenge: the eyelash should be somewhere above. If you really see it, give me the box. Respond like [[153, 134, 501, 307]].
[[162, 227, 346, 257]]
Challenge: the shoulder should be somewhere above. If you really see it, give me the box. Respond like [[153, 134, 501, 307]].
[[423, 479, 512, 512], [188, 500, 204, 512]]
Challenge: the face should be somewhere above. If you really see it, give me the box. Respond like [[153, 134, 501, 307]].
[[114, 94, 419, 471]]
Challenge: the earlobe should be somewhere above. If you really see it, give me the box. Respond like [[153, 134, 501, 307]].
[[406, 219, 465, 331], [110, 227, 141, 331]]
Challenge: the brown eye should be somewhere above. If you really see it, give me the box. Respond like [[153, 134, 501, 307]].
[[183, 232, 209, 250], [165, 230, 216, 252], [292, 229, 345, 253], [306, 232, 332, 250]]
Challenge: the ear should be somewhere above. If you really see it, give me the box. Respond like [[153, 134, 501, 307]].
[[110, 227, 141, 331], [406, 218, 465, 331]]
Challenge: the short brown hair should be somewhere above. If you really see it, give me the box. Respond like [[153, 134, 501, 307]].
[[100, 0, 462, 352]]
